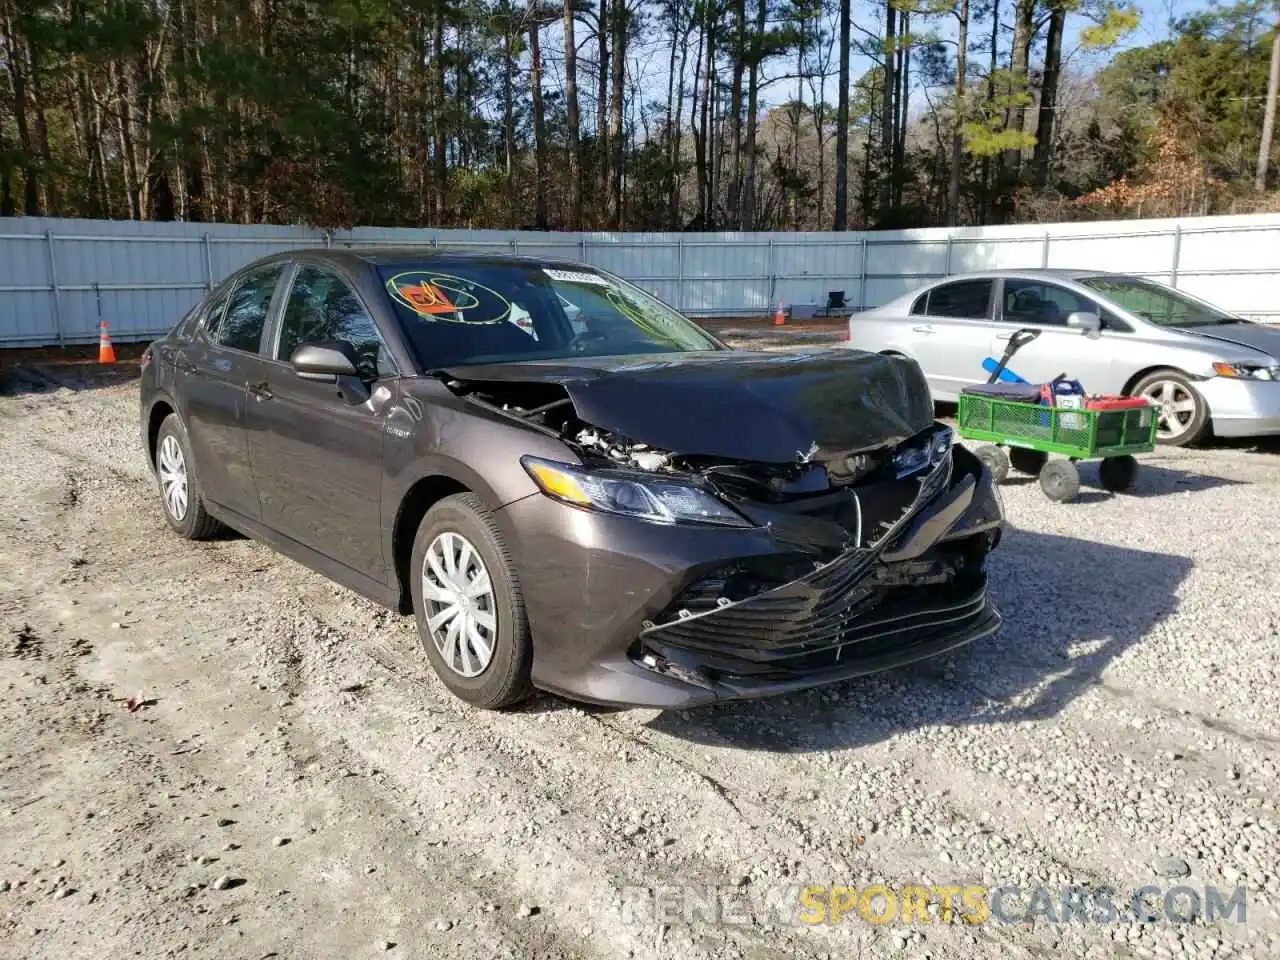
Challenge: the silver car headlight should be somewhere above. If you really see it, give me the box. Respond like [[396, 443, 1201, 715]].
[[1212, 361, 1278, 381], [521, 456, 752, 527]]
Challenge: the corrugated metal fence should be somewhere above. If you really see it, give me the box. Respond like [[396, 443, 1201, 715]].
[[3, 212, 1280, 347]]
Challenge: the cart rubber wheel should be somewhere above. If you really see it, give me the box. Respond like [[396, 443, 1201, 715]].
[[1009, 447, 1048, 477], [975, 444, 1011, 484], [1039, 459, 1080, 502], [1098, 455, 1140, 493]]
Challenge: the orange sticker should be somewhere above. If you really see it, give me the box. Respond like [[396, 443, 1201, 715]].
[[396, 281, 457, 316]]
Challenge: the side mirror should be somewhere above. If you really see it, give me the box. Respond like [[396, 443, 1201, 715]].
[[290, 342, 358, 382], [1066, 311, 1101, 334]]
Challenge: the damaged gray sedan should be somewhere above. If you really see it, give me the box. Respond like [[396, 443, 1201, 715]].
[[139, 250, 1005, 709]]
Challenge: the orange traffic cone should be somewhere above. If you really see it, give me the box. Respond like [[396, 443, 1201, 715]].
[[772, 298, 786, 326], [98, 319, 116, 365]]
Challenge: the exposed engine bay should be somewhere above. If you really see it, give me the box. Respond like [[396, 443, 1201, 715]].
[[446, 374, 944, 505]]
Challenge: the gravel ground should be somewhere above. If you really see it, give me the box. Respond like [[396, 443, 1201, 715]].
[[1, 347, 1278, 960]]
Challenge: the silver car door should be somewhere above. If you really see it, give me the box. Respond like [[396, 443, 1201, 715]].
[[987, 279, 1121, 393]]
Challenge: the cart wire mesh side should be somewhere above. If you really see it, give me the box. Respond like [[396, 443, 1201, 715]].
[[957, 396, 1157, 458]]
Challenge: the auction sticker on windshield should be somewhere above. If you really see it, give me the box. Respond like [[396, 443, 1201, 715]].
[[386, 271, 512, 324]]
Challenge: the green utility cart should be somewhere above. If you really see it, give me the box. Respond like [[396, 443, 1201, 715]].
[[958, 394, 1157, 502], [955, 327, 1157, 503]]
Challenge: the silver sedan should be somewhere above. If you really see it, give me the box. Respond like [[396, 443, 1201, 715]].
[[846, 269, 1280, 445]]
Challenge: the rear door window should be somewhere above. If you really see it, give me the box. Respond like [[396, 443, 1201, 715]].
[[201, 286, 233, 339], [924, 280, 993, 319], [217, 266, 285, 354]]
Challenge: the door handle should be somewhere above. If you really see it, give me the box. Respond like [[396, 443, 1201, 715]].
[[994, 333, 1013, 342], [911, 324, 935, 334], [247, 381, 273, 401]]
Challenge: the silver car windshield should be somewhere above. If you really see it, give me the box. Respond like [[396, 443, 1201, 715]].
[[1079, 276, 1240, 327]]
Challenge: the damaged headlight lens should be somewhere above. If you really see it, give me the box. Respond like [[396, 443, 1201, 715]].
[[891, 425, 953, 478], [522, 456, 752, 527]]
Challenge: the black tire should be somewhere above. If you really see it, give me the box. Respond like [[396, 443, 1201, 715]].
[[154, 413, 224, 540], [1038, 459, 1081, 503], [1130, 369, 1209, 447], [1098, 454, 1140, 492], [1009, 447, 1048, 477], [974, 444, 1011, 484], [410, 493, 533, 709]]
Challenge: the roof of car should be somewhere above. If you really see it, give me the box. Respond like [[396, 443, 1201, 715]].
[[258, 247, 586, 270], [930, 268, 1118, 281]]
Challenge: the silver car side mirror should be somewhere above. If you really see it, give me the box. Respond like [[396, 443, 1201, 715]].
[[1066, 311, 1101, 334]]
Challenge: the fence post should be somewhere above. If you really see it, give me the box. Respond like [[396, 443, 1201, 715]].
[[1170, 225, 1182, 287], [944, 235, 954, 276], [45, 230, 64, 347], [323, 230, 332, 249], [511, 238, 519, 257], [857, 237, 869, 310], [202, 233, 214, 291], [1041, 232, 1051, 268], [767, 237, 776, 314], [676, 235, 685, 310]]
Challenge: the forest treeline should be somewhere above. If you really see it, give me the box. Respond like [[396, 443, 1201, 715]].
[[1, 0, 1279, 231]]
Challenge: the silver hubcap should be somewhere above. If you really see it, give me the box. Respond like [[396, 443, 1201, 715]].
[[1139, 380, 1197, 440], [157, 435, 189, 520], [422, 532, 496, 678]]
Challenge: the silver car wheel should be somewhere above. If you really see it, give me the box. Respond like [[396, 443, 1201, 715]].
[[422, 531, 496, 678], [157, 434, 189, 521], [1138, 379, 1198, 441]]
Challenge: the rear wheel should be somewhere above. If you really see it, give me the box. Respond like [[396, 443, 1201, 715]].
[[1131, 369, 1208, 446], [1009, 447, 1048, 477], [974, 444, 1010, 484], [1039, 459, 1081, 503], [1099, 455, 1140, 492], [410, 493, 533, 709], [154, 414, 224, 540]]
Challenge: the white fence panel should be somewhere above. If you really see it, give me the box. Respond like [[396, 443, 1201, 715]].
[[3, 212, 1280, 347]]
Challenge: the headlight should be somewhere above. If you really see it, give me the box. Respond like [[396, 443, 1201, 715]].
[[521, 456, 751, 527], [892, 425, 953, 478], [1212, 361, 1277, 381]]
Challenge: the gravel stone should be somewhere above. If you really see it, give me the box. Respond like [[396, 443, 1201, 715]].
[[1152, 855, 1191, 878]]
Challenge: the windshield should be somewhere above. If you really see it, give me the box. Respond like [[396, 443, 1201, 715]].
[[1077, 276, 1238, 327], [377, 262, 722, 369]]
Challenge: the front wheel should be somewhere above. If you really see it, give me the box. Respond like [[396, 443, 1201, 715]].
[[1131, 370, 1209, 446], [1039, 459, 1081, 503], [974, 444, 1011, 484], [410, 493, 533, 709]]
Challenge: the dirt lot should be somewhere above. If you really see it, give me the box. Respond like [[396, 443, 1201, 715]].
[[1, 346, 1279, 960]]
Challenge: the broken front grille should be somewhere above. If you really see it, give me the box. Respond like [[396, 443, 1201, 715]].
[[642, 544, 988, 664]]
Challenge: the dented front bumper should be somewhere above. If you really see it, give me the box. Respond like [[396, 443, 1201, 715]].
[[499, 441, 1004, 709]]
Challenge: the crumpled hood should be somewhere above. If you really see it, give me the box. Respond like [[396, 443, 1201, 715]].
[[1181, 322, 1280, 361], [442, 349, 935, 462]]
